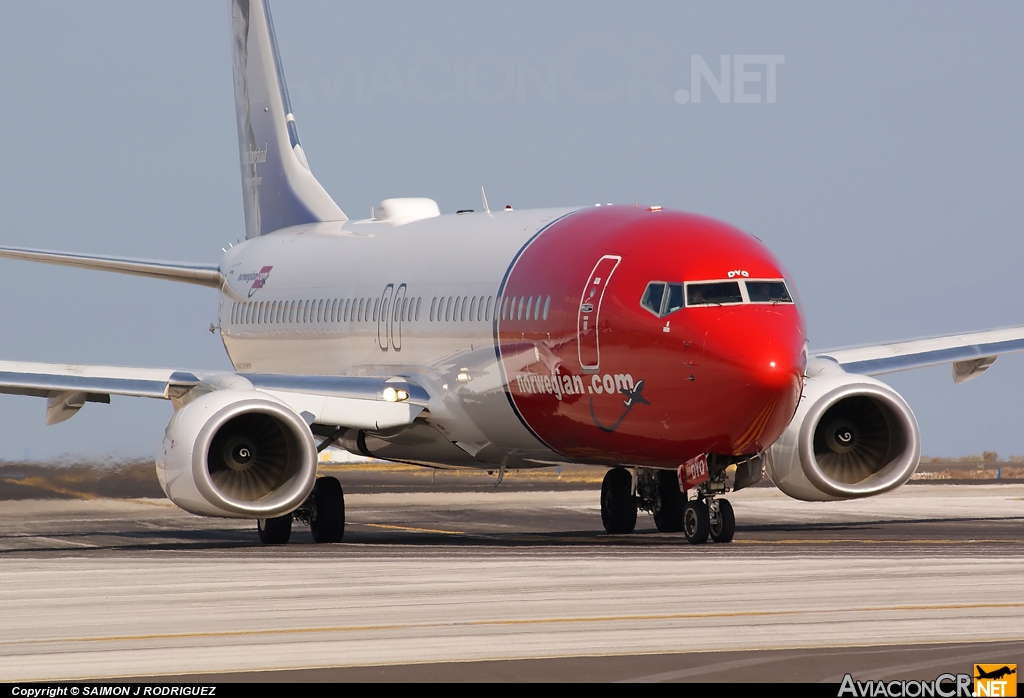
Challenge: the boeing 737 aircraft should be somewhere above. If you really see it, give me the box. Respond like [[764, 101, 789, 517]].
[[2, 0, 1023, 545]]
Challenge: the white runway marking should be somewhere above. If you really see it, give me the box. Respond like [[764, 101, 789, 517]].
[[0, 554, 1021, 681], [0, 484, 1020, 681]]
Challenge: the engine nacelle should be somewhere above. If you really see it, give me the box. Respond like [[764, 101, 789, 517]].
[[765, 368, 920, 501], [156, 389, 318, 518]]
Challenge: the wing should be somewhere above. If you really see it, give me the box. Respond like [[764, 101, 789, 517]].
[[813, 326, 1024, 383], [0, 246, 223, 288], [0, 360, 428, 428]]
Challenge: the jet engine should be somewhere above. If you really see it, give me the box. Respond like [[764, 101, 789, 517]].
[[764, 367, 920, 501], [156, 389, 318, 518]]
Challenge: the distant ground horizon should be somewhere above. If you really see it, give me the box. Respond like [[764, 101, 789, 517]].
[[1, 456, 1021, 502]]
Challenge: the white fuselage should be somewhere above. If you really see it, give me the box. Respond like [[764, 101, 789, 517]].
[[217, 208, 578, 469]]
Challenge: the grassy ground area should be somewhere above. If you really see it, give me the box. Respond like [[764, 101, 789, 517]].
[[1, 457, 1020, 500]]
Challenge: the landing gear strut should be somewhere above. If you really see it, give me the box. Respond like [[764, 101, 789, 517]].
[[601, 467, 637, 534]]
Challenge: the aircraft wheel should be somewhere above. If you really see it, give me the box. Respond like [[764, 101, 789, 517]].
[[601, 467, 637, 534], [257, 514, 292, 545], [709, 498, 735, 543], [683, 499, 710, 545], [653, 469, 685, 533], [310, 476, 346, 543]]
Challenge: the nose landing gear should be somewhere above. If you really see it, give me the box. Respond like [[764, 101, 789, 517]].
[[636, 463, 738, 544], [708, 497, 735, 543], [682, 498, 709, 544], [681, 495, 735, 544]]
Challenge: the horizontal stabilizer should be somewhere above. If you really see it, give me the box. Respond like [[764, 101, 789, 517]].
[[0, 246, 223, 288]]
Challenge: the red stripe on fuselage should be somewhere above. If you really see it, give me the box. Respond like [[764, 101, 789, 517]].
[[496, 206, 806, 467]]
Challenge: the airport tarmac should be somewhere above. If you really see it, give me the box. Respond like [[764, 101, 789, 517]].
[[0, 483, 1021, 682]]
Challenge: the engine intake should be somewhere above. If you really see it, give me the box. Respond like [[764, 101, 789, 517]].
[[157, 389, 317, 518], [765, 369, 920, 501]]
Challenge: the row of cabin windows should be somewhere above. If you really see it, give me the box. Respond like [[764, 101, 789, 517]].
[[429, 295, 551, 322], [230, 296, 423, 326], [230, 293, 553, 327]]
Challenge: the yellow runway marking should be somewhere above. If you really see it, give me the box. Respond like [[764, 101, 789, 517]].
[[358, 522, 467, 535], [733, 538, 1024, 545], [7, 601, 1023, 648]]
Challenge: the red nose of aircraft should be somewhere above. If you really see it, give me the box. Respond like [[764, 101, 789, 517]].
[[702, 306, 806, 453], [494, 205, 809, 466]]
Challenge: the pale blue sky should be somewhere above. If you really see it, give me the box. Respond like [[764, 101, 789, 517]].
[[1, 1, 1022, 461]]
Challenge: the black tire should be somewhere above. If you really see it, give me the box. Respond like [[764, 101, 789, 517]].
[[682, 499, 710, 545], [709, 498, 735, 544], [310, 477, 346, 543], [601, 467, 637, 534], [257, 514, 292, 545], [653, 469, 685, 533]]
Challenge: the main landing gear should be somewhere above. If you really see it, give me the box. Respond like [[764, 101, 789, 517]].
[[256, 476, 346, 545], [601, 467, 637, 534]]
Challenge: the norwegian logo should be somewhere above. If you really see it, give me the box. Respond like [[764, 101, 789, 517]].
[[238, 266, 273, 297]]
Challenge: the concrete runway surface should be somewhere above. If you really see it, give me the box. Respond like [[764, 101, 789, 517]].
[[0, 483, 1021, 682]]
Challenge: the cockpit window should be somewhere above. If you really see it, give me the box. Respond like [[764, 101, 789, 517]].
[[745, 280, 792, 303], [641, 278, 792, 315], [641, 282, 687, 317], [686, 281, 743, 306], [641, 282, 665, 316], [664, 283, 685, 315]]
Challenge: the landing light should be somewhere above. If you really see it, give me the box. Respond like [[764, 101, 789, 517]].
[[382, 387, 410, 402], [770, 361, 776, 368]]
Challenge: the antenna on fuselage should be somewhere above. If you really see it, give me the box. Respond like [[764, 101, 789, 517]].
[[481, 186, 492, 217]]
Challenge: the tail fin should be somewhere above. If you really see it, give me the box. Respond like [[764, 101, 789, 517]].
[[229, 0, 346, 238]]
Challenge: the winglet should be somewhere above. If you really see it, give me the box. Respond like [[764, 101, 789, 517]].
[[229, 0, 346, 238]]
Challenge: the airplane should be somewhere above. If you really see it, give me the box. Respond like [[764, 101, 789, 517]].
[[976, 667, 1017, 681], [2, 0, 1024, 546]]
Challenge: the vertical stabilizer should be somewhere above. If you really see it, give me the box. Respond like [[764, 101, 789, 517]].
[[230, 0, 346, 238]]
